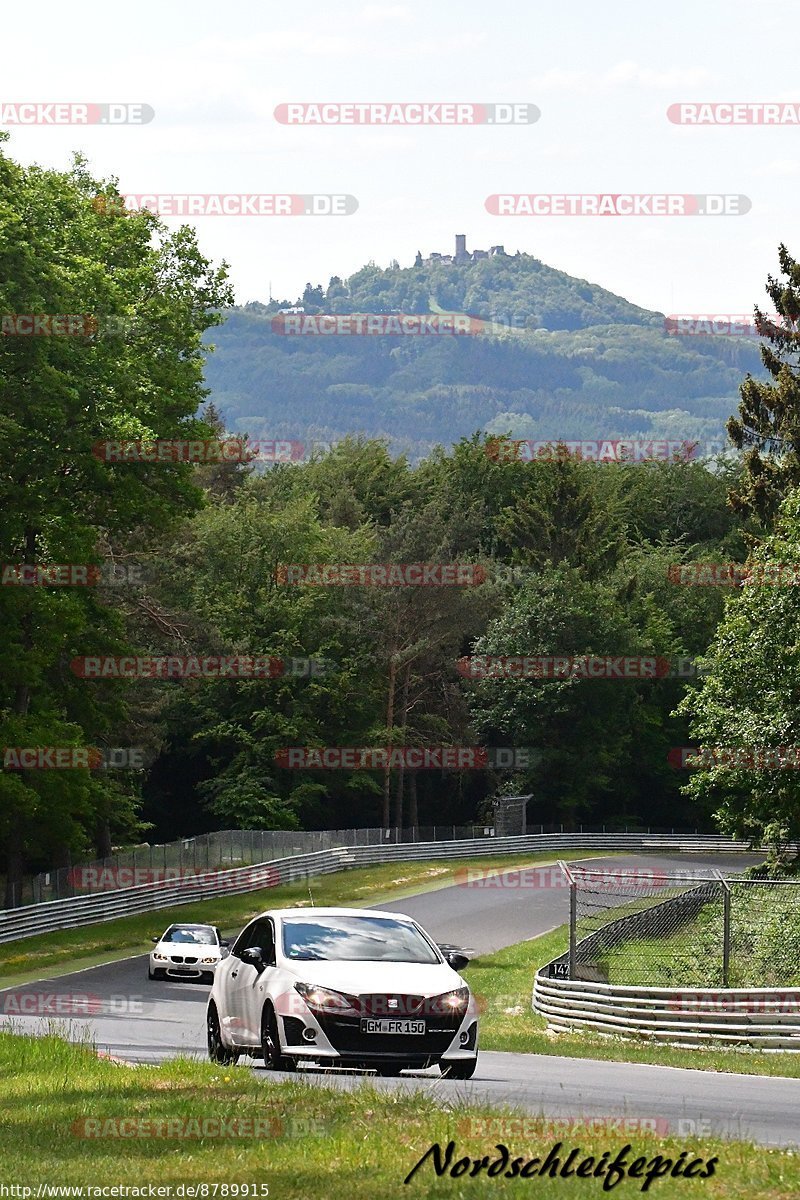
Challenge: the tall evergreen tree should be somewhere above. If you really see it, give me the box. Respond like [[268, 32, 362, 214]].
[[728, 244, 800, 524]]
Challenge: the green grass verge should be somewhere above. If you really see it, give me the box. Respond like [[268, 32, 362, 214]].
[[0, 852, 609, 988], [466, 928, 800, 1078], [0, 1030, 797, 1197]]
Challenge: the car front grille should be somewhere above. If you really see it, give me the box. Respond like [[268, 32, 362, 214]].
[[169, 956, 198, 964], [314, 993, 463, 1058], [316, 1013, 458, 1056]]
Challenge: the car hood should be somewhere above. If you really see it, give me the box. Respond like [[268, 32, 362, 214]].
[[278, 958, 465, 996], [155, 941, 220, 954]]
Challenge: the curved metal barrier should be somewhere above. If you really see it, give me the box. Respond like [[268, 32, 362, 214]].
[[533, 972, 800, 1049], [0, 831, 755, 945]]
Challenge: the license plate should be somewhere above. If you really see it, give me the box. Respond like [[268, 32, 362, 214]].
[[360, 1019, 425, 1035]]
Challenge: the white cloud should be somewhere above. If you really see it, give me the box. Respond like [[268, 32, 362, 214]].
[[360, 4, 412, 23], [529, 61, 714, 94], [757, 159, 800, 177]]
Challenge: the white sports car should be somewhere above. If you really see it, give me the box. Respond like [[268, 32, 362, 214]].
[[206, 906, 479, 1077], [149, 922, 229, 983]]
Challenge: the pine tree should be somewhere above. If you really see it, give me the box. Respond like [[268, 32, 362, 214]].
[[728, 244, 800, 524]]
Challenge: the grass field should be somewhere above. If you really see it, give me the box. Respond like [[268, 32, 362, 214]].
[[1, 1031, 798, 1198]]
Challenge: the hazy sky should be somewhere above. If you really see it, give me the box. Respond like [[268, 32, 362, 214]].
[[2, 1, 795, 316]]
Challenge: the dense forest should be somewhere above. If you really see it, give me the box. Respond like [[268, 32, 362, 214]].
[[204, 251, 766, 460], [3, 140, 800, 902]]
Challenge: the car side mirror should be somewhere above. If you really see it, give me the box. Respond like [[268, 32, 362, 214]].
[[240, 946, 266, 971], [220, 939, 230, 948], [151, 936, 159, 944], [445, 951, 470, 972]]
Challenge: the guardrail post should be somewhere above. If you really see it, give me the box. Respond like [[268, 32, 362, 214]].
[[721, 876, 731, 988], [713, 870, 731, 987], [569, 880, 577, 980], [558, 860, 577, 980]]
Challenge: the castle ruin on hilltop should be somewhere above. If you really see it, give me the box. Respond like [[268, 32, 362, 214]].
[[416, 234, 507, 267]]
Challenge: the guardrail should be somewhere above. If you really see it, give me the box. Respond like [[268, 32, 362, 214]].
[[0, 832, 756, 945], [533, 973, 800, 1049], [533, 861, 800, 1049]]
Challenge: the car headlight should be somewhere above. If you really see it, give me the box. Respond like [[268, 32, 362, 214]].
[[201, 956, 218, 964], [295, 982, 360, 1016], [152, 952, 167, 961], [429, 987, 470, 1015]]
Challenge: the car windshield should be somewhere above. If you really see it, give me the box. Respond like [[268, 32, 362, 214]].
[[280, 915, 441, 963], [161, 926, 217, 944]]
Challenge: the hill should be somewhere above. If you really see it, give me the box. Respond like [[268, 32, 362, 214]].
[[202, 243, 764, 459]]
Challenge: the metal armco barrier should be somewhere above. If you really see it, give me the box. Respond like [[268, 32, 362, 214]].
[[0, 832, 754, 945], [533, 973, 800, 1049]]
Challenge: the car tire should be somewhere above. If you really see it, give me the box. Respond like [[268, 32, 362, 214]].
[[373, 1063, 405, 1077], [148, 968, 165, 981], [207, 1003, 239, 1065], [441, 1057, 477, 1080], [261, 1005, 296, 1072], [202, 972, 215, 985]]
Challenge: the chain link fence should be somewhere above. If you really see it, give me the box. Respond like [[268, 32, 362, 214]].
[[563, 863, 800, 988], [20, 822, 701, 908], [26, 824, 500, 906]]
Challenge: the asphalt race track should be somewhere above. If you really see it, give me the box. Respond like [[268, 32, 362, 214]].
[[4, 851, 799, 1149]]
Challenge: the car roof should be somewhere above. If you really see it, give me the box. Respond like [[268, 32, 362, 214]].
[[163, 922, 216, 931], [250, 906, 418, 922]]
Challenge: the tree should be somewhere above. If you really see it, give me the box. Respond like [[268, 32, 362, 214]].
[[493, 453, 626, 579], [0, 136, 232, 900], [728, 244, 800, 524], [677, 489, 800, 856], [344, 494, 491, 828], [141, 486, 381, 830], [465, 563, 697, 829]]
